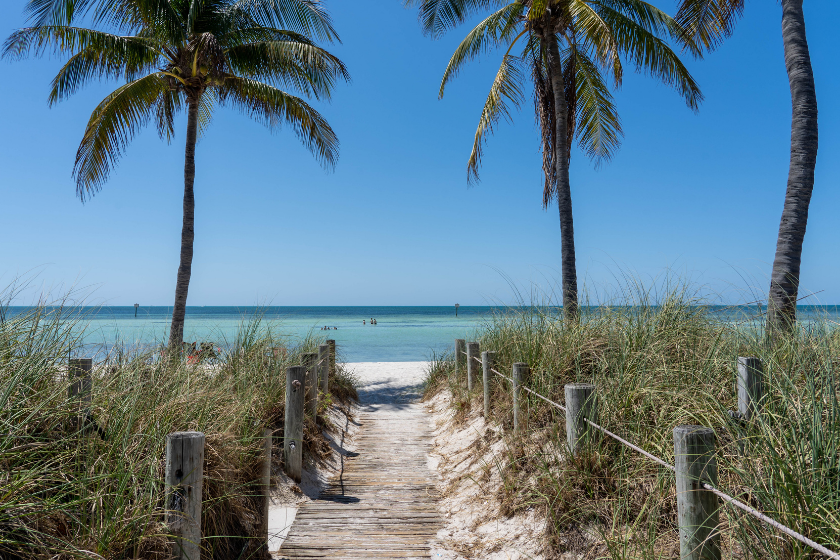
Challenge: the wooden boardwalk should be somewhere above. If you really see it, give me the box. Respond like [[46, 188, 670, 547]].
[[277, 402, 442, 559]]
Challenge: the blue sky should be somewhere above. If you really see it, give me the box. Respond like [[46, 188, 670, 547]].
[[1, 1, 838, 306]]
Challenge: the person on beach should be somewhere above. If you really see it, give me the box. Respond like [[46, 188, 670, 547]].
[[363, 320, 366, 325]]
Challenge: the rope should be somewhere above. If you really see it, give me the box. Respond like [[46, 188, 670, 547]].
[[701, 482, 840, 560], [477, 353, 840, 558]]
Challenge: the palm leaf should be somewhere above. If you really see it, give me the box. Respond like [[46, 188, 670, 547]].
[[74, 72, 167, 198], [439, 2, 525, 98], [22, 0, 95, 26], [406, 0, 505, 38], [226, 37, 350, 100], [467, 53, 525, 182], [569, 48, 622, 163], [220, 76, 339, 169], [46, 34, 162, 104], [590, 2, 703, 110], [675, 0, 745, 52], [227, 0, 340, 43]]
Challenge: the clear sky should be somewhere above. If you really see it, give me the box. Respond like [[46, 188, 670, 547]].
[[1, 1, 838, 307]]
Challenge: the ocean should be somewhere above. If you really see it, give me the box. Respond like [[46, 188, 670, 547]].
[[4, 305, 839, 362]]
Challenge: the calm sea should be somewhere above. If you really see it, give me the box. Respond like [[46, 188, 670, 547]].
[[5, 305, 839, 362]]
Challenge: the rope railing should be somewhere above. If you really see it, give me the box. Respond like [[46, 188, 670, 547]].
[[455, 345, 840, 560]]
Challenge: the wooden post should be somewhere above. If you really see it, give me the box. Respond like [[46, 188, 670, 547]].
[[284, 366, 305, 482], [512, 363, 529, 434], [481, 351, 496, 418], [454, 339, 466, 378], [302, 353, 318, 417], [68, 358, 93, 405], [260, 428, 272, 542], [564, 383, 598, 456], [165, 431, 205, 560], [466, 342, 480, 392], [326, 339, 336, 380], [674, 426, 720, 560], [737, 357, 764, 421], [318, 344, 330, 395]]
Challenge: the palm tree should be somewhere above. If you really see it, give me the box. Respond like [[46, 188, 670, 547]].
[[409, 0, 702, 319], [4, 0, 349, 352], [675, 0, 818, 334]]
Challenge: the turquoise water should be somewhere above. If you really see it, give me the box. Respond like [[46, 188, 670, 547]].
[[6, 306, 492, 362], [5, 305, 839, 362]]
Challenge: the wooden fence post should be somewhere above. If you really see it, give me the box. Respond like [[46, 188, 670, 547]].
[[512, 363, 529, 434], [318, 344, 330, 395], [737, 357, 764, 421], [466, 342, 480, 392], [564, 383, 598, 456], [165, 431, 205, 560], [284, 366, 305, 482], [302, 353, 318, 417], [326, 339, 336, 379], [68, 358, 92, 405], [260, 428, 272, 542], [454, 339, 466, 378], [674, 426, 720, 560], [481, 351, 496, 418]]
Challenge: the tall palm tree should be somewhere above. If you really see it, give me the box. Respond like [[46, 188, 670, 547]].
[[675, 0, 818, 334], [4, 0, 349, 352], [409, 0, 702, 319]]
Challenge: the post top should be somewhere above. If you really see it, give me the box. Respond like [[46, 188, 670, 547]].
[[318, 343, 329, 349], [673, 425, 715, 436], [167, 431, 205, 440], [481, 350, 496, 356], [512, 362, 529, 368], [326, 339, 335, 343], [565, 383, 595, 390]]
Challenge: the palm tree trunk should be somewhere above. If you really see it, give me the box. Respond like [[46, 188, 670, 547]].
[[167, 95, 199, 353], [545, 32, 579, 320], [767, 0, 818, 334]]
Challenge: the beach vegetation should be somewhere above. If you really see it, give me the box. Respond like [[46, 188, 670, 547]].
[[0, 295, 356, 559], [426, 281, 840, 558]]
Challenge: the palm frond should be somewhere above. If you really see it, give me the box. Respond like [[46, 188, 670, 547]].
[[593, 0, 702, 58], [593, 2, 703, 110], [226, 0, 340, 43], [220, 76, 339, 169], [154, 87, 184, 143], [439, 2, 525, 98], [567, 0, 622, 85], [22, 0, 95, 26], [570, 48, 622, 164], [226, 38, 350, 100], [197, 88, 217, 139], [3, 25, 159, 61], [467, 53, 525, 182], [531, 37, 556, 207], [74, 72, 167, 198], [46, 34, 162, 104], [675, 0, 745, 52], [407, 0, 506, 38], [92, 0, 187, 43]]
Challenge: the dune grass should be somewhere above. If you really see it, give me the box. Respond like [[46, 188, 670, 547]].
[[0, 300, 356, 560], [426, 283, 840, 559]]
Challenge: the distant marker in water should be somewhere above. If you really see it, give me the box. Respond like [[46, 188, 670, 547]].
[[455, 303, 460, 317], [134, 303, 139, 317]]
